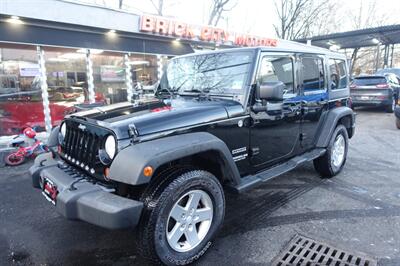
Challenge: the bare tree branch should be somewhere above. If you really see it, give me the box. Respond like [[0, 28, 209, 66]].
[[149, 0, 164, 15], [273, 0, 332, 40], [208, 0, 236, 27]]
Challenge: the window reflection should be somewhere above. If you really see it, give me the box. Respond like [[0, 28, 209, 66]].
[[0, 44, 165, 137], [92, 53, 125, 104], [301, 57, 325, 93], [127, 54, 158, 95], [258, 55, 295, 95], [162, 51, 252, 96], [0, 46, 43, 135], [44, 49, 88, 127], [329, 59, 348, 90]]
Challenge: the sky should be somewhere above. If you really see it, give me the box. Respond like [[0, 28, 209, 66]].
[[76, 0, 400, 38]]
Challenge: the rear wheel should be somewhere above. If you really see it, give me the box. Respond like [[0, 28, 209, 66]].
[[313, 125, 348, 178], [396, 118, 400, 129], [137, 169, 225, 265], [386, 97, 396, 113]]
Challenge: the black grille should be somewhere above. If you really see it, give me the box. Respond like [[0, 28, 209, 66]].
[[272, 235, 377, 266], [60, 119, 111, 177]]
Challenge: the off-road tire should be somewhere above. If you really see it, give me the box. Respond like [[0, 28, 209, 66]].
[[313, 124, 348, 178], [386, 97, 396, 113], [137, 169, 225, 265], [396, 118, 400, 129]]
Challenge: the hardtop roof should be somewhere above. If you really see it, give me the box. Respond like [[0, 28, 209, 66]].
[[175, 39, 346, 59]]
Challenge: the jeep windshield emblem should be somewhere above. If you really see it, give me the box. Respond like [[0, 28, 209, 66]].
[[78, 124, 86, 131]]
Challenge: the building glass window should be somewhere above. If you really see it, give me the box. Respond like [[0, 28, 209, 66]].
[[44, 48, 88, 126], [128, 54, 158, 87], [0, 45, 42, 136], [0, 44, 169, 138], [92, 52, 126, 104]]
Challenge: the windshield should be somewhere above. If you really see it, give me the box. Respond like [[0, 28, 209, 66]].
[[158, 51, 254, 99]]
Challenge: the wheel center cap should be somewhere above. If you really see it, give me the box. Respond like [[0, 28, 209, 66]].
[[186, 215, 193, 223]]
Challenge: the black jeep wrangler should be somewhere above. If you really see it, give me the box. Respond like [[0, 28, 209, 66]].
[[30, 45, 355, 265]]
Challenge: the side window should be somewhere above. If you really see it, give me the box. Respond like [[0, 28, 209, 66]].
[[301, 57, 325, 94], [329, 59, 348, 90], [257, 55, 295, 96]]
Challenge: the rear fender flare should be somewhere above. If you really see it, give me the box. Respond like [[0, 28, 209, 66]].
[[316, 106, 355, 148]]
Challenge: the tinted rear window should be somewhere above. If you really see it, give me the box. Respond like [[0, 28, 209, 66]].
[[353, 77, 386, 86]]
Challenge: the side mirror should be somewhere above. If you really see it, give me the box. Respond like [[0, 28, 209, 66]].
[[257, 81, 284, 101]]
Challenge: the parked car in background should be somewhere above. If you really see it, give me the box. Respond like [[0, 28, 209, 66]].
[[376, 68, 400, 79], [350, 74, 399, 113]]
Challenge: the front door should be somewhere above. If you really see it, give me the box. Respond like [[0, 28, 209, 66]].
[[250, 53, 302, 171]]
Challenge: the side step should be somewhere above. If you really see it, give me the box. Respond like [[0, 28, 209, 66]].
[[231, 148, 326, 193]]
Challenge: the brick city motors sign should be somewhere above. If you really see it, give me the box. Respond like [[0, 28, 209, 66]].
[[139, 15, 278, 47]]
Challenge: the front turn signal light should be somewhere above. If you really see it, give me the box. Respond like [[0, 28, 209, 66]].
[[143, 166, 153, 177], [104, 167, 110, 178]]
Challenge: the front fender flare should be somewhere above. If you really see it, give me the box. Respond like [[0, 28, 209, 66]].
[[108, 132, 241, 186]]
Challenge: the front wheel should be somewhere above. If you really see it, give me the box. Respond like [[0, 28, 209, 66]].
[[5, 152, 25, 166], [138, 169, 225, 265], [4, 152, 25, 166], [313, 124, 348, 178]]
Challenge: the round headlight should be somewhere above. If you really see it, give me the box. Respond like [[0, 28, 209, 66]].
[[60, 122, 66, 138], [58, 122, 67, 144], [105, 135, 117, 159]]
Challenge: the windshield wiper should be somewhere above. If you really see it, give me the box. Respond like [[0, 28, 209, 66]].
[[179, 87, 213, 99], [160, 86, 175, 96]]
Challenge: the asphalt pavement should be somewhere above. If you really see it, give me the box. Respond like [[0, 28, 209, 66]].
[[1, 107, 400, 266]]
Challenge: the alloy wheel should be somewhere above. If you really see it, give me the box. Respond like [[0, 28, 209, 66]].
[[331, 134, 345, 168], [166, 190, 213, 253]]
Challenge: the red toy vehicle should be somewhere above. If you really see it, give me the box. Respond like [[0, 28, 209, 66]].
[[5, 127, 49, 166]]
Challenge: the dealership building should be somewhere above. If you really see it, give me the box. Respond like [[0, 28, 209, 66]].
[[0, 0, 277, 138]]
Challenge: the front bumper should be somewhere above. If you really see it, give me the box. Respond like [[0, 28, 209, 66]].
[[30, 153, 143, 229]]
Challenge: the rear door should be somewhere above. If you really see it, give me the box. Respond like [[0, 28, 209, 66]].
[[298, 55, 329, 151]]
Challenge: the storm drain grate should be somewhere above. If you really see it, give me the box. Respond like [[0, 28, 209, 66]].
[[272, 235, 377, 266]]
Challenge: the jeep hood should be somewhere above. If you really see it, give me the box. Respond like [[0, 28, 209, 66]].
[[68, 97, 244, 139]]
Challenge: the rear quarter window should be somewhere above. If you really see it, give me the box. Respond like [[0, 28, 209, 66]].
[[328, 59, 348, 90]]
